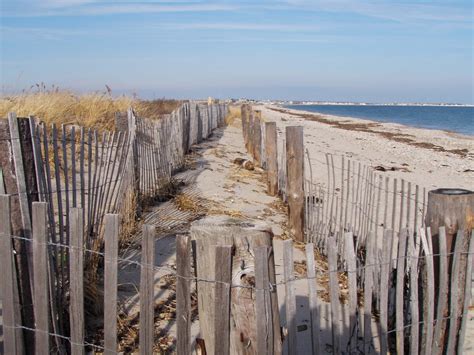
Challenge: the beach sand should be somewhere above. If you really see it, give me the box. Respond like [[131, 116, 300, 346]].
[[257, 104, 473, 191], [257, 104, 474, 353]]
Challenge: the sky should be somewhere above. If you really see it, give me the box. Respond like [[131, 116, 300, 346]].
[[1, 0, 473, 103]]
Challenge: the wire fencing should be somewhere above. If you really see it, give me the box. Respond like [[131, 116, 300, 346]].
[[0, 101, 228, 354], [1, 205, 472, 354]]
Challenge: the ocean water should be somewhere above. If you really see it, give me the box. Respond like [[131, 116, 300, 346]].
[[285, 104, 474, 136]]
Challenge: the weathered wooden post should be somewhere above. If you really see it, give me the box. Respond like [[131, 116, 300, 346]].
[[241, 104, 249, 147], [265, 122, 278, 196], [69, 208, 85, 355], [191, 216, 282, 355], [176, 235, 192, 355], [0, 194, 22, 354], [0, 114, 37, 353], [247, 109, 254, 156], [104, 214, 119, 355], [425, 188, 474, 353], [253, 111, 262, 166], [286, 126, 305, 242], [32, 202, 50, 354]]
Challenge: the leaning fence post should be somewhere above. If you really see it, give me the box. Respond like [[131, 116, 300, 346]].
[[176, 235, 192, 355], [8, 112, 37, 352], [33, 202, 50, 354], [265, 122, 278, 196], [286, 126, 305, 242], [104, 214, 119, 354], [69, 207, 85, 355], [425, 188, 474, 351]]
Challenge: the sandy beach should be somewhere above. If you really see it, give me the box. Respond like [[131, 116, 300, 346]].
[[257, 104, 473, 191], [256, 104, 474, 353]]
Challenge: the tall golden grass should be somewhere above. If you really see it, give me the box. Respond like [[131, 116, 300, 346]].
[[0, 87, 181, 130]]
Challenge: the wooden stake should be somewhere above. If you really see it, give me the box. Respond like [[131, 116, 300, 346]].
[[213, 245, 232, 355], [283, 239, 297, 353], [33, 202, 50, 355], [286, 126, 305, 242], [265, 122, 278, 196], [0, 194, 20, 354], [104, 214, 119, 354], [176, 235, 192, 355], [69, 208, 84, 355], [140, 224, 155, 355]]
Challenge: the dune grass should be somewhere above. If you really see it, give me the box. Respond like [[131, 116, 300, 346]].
[[0, 86, 181, 130]]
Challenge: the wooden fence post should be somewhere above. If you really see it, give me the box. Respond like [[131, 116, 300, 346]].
[[0, 194, 20, 354], [69, 207, 85, 355], [283, 239, 297, 354], [265, 122, 278, 196], [7, 113, 37, 352], [104, 214, 119, 354], [305, 243, 321, 354], [425, 188, 474, 351], [247, 110, 254, 156], [213, 245, 232, 355], [33, 202, 50, 354], [176, 235, 192, 355], [343, 232, 357, 352], [327, 235, 342, 355], [255, 246, 275, 355], [140, 224, 155, 355], [241, 105, 248, 146], [253, 111, 262, 165], [191, 216, 281, 355], [286, 126, 305, 242]]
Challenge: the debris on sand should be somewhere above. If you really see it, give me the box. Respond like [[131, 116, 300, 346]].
[[233, 157, 255, 170], [373, 165, 411, 173]]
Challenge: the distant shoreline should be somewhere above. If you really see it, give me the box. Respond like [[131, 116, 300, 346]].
[[270, 105, 474, 141], [270, 102, 474, 107], [280, 103, 474, 136], [279, 102, 474, 107], [257, 103, 473, 190]]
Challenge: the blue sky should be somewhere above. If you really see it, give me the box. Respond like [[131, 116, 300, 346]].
[[1, 0, 473, 103]]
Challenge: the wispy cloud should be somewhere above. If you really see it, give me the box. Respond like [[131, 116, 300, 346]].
[[162, 22, 321, 31], [3, 0, 472, 26], [1, 26, 89, 40], [2, 1, 238, 17], [277, 0, 472, 23]]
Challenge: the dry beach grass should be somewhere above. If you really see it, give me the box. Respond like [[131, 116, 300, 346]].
[[0, 86, 181, 130]]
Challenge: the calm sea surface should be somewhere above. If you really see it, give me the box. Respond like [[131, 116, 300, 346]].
[[285, 105, 474, 136]]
